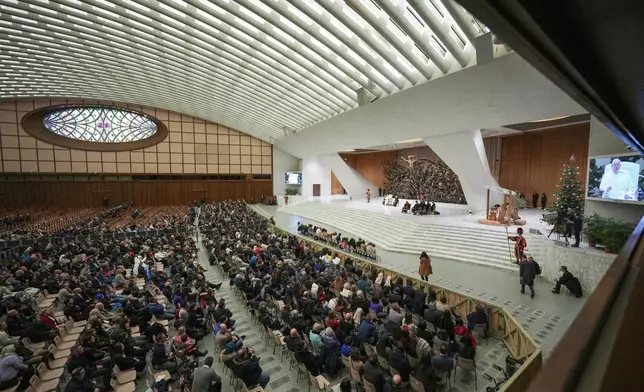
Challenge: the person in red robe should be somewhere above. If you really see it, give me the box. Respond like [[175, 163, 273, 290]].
[[508, 227, 527, 264]]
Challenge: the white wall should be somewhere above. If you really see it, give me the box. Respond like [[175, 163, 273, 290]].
[[302, 156, 331, 198], [585, 117, 644, 223], [272, 147, 300, 196], [276, 53, 586, 159], [319, 154, 377, 199], [423, 129, 502, 211]]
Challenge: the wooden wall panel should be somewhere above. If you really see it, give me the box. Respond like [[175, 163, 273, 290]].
[[0, 99, 273, 175], [498, 123, 590, 203], [331, 151, 398, 194], [0, 180, 273, 207]]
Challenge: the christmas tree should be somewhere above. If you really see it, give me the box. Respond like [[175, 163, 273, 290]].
[[548, 155, 585, 216]]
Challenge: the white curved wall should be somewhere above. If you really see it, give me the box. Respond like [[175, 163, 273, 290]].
[[423, 130, 502, 211], [276, 53, 586, 159]]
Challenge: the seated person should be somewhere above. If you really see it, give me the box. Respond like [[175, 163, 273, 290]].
[[431, 344, 455, 372], [458, 330, 476, 360], [401, 201, 411, 214], [65, 367, 105, 392], [552, 266, 583, 298], [341, 336, 352, 358], [466, 304, 488, 330], [234, 347, 270, 389], [363, 354, 386, 392], [151, 333, 177, 373], [384, 374, 407, 392]]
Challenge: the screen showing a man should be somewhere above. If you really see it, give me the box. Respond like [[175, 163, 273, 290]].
[[599, 159, 636, 200], [285, 172, 302, 185]]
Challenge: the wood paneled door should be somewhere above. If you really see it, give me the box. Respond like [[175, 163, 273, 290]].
[[313, 184, 321, 197]]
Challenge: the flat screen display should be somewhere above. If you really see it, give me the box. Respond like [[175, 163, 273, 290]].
[[285, 171, 302, 185], [587, 153, 644, 202]]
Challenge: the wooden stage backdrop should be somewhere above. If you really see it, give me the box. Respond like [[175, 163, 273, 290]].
[[498, 123, 590, 201], [0, 180, 273, 207]]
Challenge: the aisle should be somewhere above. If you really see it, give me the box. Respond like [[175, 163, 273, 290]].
[[193, 211, 309, 392]]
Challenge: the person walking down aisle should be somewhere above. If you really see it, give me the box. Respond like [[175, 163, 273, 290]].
[[366, 188, 372, 203], [519, 255, 536, 298], [418, 251, 432, 281]]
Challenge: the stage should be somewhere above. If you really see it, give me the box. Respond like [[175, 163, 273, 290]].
[[296, 197, 561, 237], [274, 197, 616, 293]]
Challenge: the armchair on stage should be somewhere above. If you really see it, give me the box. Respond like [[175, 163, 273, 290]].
[[382, 194, 399, 206], [479, 186, 527, 226]]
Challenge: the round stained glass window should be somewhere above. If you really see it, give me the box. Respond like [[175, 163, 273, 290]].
[[43, 107, 157, 143], [22, 105, 168, 151]]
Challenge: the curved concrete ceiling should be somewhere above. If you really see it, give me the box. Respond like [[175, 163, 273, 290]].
[[0, 0, 486, 142]]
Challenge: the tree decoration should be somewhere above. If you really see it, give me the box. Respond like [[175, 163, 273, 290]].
[[548, 156, 585, 216]]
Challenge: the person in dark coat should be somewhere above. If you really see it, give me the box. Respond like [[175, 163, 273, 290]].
[[532, 192, 539, 208], [552, 266, 583, 298], [387, 343, 412, 382], [235, 348, 270, 388], [363, 354, 386, 392], [519, 255, 536, 298], [320, 328, 341, 376], [541, 193, 547, 209], [357, 317, 377, 344], [410, 288, 426, 315], [423, 302, 441, 327], [64, 367, 105, 392], [572, 215, 583, 247]]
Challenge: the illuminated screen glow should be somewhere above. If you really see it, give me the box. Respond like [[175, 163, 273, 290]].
[[43, 107, 157, 143]]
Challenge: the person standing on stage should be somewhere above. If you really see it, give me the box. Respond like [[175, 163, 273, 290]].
[[540, 193, 547, 209], [507, 228, 527, 264], [519, 255, 536, 298], [366, 189, 371, 203], [418, 251, 432, 281], [532, 191, 539, 208], [572, 214, 583, 247]]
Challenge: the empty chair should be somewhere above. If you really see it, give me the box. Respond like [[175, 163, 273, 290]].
[[453, 357, 477, 390], [472, 323, 488, 344], [28, 375, 58, 392], [110, 376, 135, 392], [307, 371, 330, 392], [35, 362, 63, 382], [434, 370, 451, 391], [113, 364, 136, 385]]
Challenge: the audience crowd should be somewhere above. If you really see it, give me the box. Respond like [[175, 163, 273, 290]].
[[0, 203, 234, 392], [295, 223, 378, 261], [204, 201, 491, 392], [0, 199, 493, 392], [1, 205, 196, 242]]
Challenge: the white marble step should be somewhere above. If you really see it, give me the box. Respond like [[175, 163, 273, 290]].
[[284, 203, 515, 250], [279, 202, 527, 272]]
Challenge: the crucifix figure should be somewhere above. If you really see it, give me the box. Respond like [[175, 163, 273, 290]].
[[401, 155, 417, 168]]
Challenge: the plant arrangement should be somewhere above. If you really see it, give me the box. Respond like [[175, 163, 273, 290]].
[[285, 187, 299, 196], [582, 213, 635, 253], [582, 213, 603, 246]]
